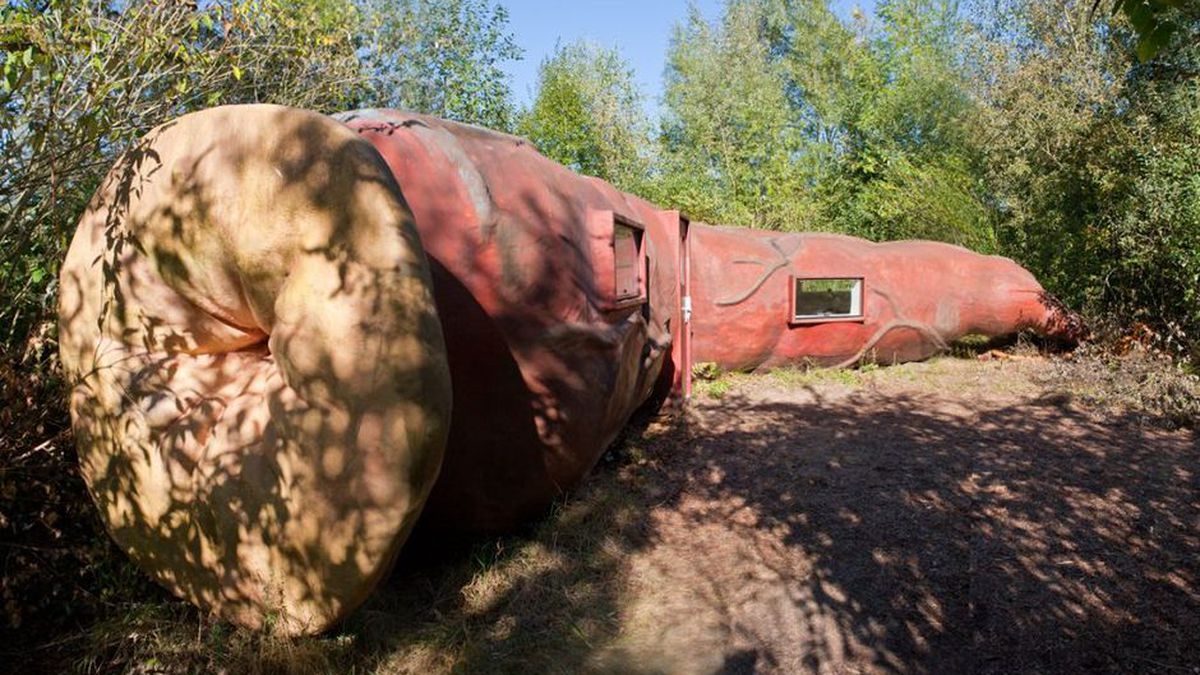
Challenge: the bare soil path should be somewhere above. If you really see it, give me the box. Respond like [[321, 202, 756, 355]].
[[373, 357, 1199, 674], [9, 356, 1199, 674], [586, 358, 1200, 674]]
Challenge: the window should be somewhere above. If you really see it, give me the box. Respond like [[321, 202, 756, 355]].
[[790, 277, 863, 323], [613, 221, 642, 302]]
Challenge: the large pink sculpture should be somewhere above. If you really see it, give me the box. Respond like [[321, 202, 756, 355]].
[[687, 224, 1081, 371], [59, 105, 1076, 635], [335, 109, 689, 534], [58, 106, 452, 635]]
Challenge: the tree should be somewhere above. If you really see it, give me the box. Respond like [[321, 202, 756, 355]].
[[0, 0, 365, 352], [763, 0, 994, 248], [654, 1, 814, 230], [517, 40, 650, 190], [968, 0, 1200, 356], [654, 0, 992, 245], [357, 0, 523, 131]]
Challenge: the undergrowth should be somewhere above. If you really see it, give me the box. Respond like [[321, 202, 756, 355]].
[[1038, 344, 1200, 429]]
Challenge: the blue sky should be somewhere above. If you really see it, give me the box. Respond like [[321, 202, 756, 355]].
[[501, 0, 878, 113]]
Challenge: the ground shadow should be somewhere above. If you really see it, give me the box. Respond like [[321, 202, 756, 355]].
[[8, 361, 1198, 674], [597, 378, 1199, 673], [337, 368, 1197, 674]]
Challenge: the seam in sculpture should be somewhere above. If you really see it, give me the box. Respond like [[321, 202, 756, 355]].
[[419, 124, 495, 237], [871, 287, 902, 318]]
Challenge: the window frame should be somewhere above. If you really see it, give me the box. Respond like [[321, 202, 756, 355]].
[[612, 216, 645, 305], [787, 275, 866, 325], [587, 209, 648, 311]]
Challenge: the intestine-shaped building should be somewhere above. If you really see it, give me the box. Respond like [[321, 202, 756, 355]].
[[58, 105, 1079, 636]]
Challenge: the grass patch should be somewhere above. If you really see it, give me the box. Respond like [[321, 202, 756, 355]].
[[768, 364, 870, 388], [693, 361, 879, 399], [694, 377, 733, 399]]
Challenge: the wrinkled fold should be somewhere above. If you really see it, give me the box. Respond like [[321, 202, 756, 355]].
[[58, 105, 452, 635]]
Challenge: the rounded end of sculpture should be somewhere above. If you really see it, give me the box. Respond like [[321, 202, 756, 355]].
[[59, 104, 451, 637], [985, 255, 1086, 346]]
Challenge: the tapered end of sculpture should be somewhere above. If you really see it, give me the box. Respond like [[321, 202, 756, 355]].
[[1035, 291, 1088, 343]]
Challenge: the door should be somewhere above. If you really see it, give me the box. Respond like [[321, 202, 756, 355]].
[[658, 210, 692, 400]]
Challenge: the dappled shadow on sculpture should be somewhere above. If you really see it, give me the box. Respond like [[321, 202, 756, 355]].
[[58, 105, 451, 635]]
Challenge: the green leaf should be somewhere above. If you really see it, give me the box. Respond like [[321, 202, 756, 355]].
[[1122, 0, 1156, 32], [232, 64, 243, 81], [1136, 21, 1177, 62]]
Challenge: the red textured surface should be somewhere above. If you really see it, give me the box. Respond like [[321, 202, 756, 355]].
[[689, 224, 1078, 370], [340, 110, 686, 533], [340, 110, 1076, 534]]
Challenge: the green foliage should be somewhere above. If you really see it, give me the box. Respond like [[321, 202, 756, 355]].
[[784, 0, 984, 246], [972, 0, 1200, 359], [358, 0, 523, 131], [0, 0, 366, 351], [516, 40, 650, 190], [652, 1, 815, 230], [647, 0, 993, 247], [1096, 0, 1188, 61]]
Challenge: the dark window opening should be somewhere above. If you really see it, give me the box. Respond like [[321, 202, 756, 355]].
[[614, 221, 642, 302]]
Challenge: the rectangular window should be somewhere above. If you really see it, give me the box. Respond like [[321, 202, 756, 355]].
[[613, 222, 642, 301], [791, 277, 863, 323]]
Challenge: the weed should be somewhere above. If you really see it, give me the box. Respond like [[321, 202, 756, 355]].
[[769, 365, 861, 388], [691, 361, 722, 381], [696, 378, 732, 399]]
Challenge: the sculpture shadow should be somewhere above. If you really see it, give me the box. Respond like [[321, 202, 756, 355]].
[[336, 375, 1196, 674]]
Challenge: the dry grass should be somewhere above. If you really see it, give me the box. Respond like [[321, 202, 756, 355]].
[[1034, 344, 1200, 429]]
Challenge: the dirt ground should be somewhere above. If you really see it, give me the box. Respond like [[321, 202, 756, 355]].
[[7, 355, 1199, 674], [345, 355, 1197, 675], [591, 358, 1199, 674]]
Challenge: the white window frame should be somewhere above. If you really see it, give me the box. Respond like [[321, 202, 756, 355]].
[[788, 276, 865, 325]]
